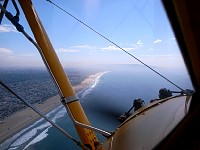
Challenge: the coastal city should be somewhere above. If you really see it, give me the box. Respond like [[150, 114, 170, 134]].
[[0, 68, 97, 121]]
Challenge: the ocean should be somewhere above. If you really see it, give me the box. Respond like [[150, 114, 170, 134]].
[[0, 65, 193, 150]]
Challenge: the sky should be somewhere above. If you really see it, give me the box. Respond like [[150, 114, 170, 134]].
[[0, 0, 187, 70]]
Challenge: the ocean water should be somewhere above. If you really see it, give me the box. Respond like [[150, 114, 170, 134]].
[[0, 65, 193, 150]]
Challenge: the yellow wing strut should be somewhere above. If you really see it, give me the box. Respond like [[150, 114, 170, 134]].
[[18, 0, 98, 149]]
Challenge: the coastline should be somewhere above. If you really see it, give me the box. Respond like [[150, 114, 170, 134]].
[[0, 72, 105, 144]]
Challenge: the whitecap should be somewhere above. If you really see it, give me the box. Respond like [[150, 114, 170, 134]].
[[46, 105, 63, 118], [0, 118, 44, 150], [13, 106, 66, 149], [10, 129, 37, 147], [11, 122, 51, 147], [81, 72, 109, 98], [8, 147, 18, 150], [23, 126, 51, 150], [1, 96, 70, 150], [51, 106, 66, 123], [22, 107, 67, 149]]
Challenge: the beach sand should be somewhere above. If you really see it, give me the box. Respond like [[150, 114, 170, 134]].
[[0, 72, 105, 144]]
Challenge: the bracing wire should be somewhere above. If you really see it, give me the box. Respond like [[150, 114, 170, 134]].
[[0, 80, 89, 150], [46, 0, 184, 91], [0, 4, 89, 149]]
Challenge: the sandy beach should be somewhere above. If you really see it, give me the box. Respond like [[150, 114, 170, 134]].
[[0, 72, 105, 144]]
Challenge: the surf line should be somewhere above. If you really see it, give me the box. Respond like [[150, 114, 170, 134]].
[[79, 71, 109, 99]]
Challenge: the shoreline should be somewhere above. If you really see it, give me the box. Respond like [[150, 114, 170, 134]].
[[0, 72, 106, 144]]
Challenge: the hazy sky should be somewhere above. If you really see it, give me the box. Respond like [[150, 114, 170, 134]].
[[0, 0, 186, 69]]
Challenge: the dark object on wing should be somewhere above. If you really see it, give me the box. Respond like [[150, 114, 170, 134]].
[[159, 88, 172, 99], [118, 98, 145, 122]]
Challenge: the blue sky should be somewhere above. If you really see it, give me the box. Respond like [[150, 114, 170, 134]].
[[0, 0, 186, 70]]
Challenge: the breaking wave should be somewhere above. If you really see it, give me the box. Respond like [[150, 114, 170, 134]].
[[1, 72, 108, 150], [11, 122, 51, 147], [1, 105, 66, 150], [80, 72, 109, 99], [23, 126, 51, 150]]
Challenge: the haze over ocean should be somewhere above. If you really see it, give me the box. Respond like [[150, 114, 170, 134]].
[[0, 64, 193, 150]]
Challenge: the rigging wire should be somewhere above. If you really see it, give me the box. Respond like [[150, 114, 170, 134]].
[[46, 0, 184, 91], [0, 1, 64, 98], [0, 0, 9, 24], [0, 3, 89, 149], [0, 80, 89, 150]]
